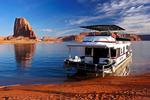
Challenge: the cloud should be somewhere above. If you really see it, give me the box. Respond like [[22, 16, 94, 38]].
[[38, 28, 53, 33], [86, 0, 150, 34], [67, 0, 150, 34], [68, 15, 106, 25], [54, 28, 83, 36], [118, 14, 150, 34], [68, 12, 115, 25], [36, 27, 84, 37]]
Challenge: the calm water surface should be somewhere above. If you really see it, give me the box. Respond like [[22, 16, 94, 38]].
[[0, 41, 149, 85]]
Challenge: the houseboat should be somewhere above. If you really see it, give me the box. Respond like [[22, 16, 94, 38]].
[[64, 25, 132, 75]]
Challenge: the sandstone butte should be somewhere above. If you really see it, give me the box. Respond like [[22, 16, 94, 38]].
[[13, 17, 37, 39], [1, 17, 38, 43]]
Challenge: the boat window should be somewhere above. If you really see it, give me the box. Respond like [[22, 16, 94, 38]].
[[117, 48, 120, 57], [120, 48, 122, 54], [85, 48, 92, 56], [123, 47, 125, 53], [111, 48, 116, 57], [93, 48, 109, 58], [93, 48, 116, 58]]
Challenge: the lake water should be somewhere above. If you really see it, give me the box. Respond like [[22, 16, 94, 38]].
[[0, 41, 149, 85]]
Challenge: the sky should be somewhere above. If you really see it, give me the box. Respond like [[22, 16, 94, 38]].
[[0, 0, 150, 37]]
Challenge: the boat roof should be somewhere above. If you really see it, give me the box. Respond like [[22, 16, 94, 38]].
[[67, 41, 131, 49], [80, 25, 125, 31], [68, 43, 115, 48]]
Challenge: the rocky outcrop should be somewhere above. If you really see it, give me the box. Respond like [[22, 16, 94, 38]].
[[41, 36, 62, 42], [120, 33, 141, 41], [60, 35, 76, 41], [75, 32, 89, 42], [41, 32, 141, 42], [41, 32, 89, 42], [13, 18, 37, 39]]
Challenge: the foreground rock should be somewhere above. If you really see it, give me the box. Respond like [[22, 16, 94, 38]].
[[13, 17, 37, 39]]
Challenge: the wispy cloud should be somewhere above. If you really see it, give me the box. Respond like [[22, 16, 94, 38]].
[[38, 29, 53, 33], [68, 15, 108, 25], [54, 28, 86, 36], [55, 28, 77, 36], [69, 0, 150, 34], [96, 0, 150, 14], [37, 28, 83, 37]]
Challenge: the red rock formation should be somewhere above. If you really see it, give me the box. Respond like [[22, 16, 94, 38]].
[[75, 32, 89, 42], [61, 35, 76, 41], [41, 31, 141, 42], [41, 36, 62, 42], [118, 33, 141, 41], [13, 18, 37, 39]]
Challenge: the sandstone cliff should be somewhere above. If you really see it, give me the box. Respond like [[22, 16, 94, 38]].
[[13, 18, 37, 39], [41, 32, 89, 42]]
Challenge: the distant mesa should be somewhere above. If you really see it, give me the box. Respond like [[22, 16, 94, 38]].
[[41, 32, 89, 42], [13, 17, 37, 39], [41, 32, 140, 42]]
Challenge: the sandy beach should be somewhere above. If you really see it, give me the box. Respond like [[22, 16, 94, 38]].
[[0, 73, 149, 100]]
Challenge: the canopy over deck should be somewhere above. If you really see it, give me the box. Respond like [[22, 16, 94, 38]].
[[67, 42, 116, 48], [67, 41, 130, 49], [80, 25, 125, 31]]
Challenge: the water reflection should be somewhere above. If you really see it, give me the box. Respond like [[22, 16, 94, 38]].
[[14, 44, 36, 68]]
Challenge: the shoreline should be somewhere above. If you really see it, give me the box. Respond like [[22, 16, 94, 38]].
[[0, 40, 62, 44], [0, 73, 149, 99], [0, 39, 149, 44]]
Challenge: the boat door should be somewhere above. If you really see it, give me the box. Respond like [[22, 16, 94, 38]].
[[93, 48, 109, 64]]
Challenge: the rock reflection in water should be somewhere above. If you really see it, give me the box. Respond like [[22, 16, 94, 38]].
[[14, 44, 35, 68], [66, 56, 132, 82]]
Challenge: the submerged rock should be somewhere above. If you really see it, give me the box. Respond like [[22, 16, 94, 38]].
[[13, 17, 37, 39]]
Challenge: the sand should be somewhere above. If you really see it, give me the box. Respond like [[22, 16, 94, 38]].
[[0, 73, 149, 100]]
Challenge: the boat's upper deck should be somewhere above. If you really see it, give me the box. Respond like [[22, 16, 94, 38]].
[[68, 35, 131, 49], [68, 25, 131, 48]]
